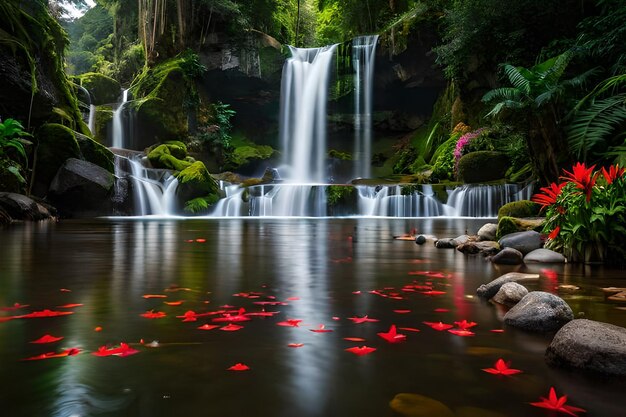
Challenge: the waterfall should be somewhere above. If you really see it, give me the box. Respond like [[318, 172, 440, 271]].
[[279, 45, 338, 183], [112, 89, 129, 149], [352, 35, 378, 180], [88, 104, 96, 135], [446, 184, 534, 217], [356, 185, 444, 217]]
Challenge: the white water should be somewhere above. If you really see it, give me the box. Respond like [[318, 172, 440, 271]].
[[88, 104, 96, 135], [357, 184, 446, 217], [123, 156, 179, 216], [112, 89, 129, 149], [352, 35, 378, 179], [279, 45, 338, 183]]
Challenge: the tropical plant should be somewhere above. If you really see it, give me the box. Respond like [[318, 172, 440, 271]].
[[0, 118, 31, 191], [482, 50, 598, 184], [566, 73, 626, 162], [532, 162, 626, 263]]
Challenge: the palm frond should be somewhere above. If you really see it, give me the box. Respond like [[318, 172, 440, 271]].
[[503, 64, 531, 95], [482, 87, 523, 104], [484, 100, 525, 118], [566, 94, 626, 159], [541, 50, 574, 84]]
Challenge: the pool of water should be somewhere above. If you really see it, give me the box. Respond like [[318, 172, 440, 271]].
[[1, 218, 625, 417]]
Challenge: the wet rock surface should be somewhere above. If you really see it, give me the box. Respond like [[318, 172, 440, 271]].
[[476, 272, 540, 299], [503, 291, 573, 333]]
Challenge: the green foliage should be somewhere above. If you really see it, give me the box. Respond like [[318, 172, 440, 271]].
[[536, 162, 626, 262], [457, 151, 509, 183], [147, 144, 192, 171], [430, 132, 461, 181], [77, 72, 121, 105], [227, 145, 275, 170], [0, 118, 30, 192], [328, 149, 352, 161], [327, 185, 354, 207], [184, 195, 220, 213]]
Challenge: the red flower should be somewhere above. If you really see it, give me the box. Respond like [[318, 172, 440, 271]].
[[530, 387, 586, 416], [377, 324, 407, 343], [345, 346, 377, 356], [601, 164, 625, 185], [561, 162, 598, 202], [532, 182, 566, 208], [482, 358, 523, 375], [549, 226, 561, 239], [228, 363, 250, 371]]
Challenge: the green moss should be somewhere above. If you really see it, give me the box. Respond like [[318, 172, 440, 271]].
[[227, 145, 275, 169], [147, 143, 191, 170], [184, 195, 220, 214], [33, 123, 81, 196], [75, 133, 114, 173], [328, 149, 353, 161], [508, 162, 533, 182], [77, 72, 121, 105], [457, 151, 509, 183], [498, 200, 540, 220], [430, 133, 460, 181], [94, 106, 113, 144], [496, 216, 545, 240], [175, 161, 220, 206], [327, 185, 354, 206]]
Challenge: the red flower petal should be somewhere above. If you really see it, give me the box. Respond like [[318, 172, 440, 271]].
[[164, 301, 184, 306], [277, 319, 302, 327], [347, 315, 379, 323], [140, 310, 166, 319], [448, 329, 475, 336], [310, 324, 333, 333], [393, 309, 412, 314], [220, 324, 243, 331], [197, 324, 219, 331], [345, 346, 376, 356], [287, 343, 304, 348], [228, 363, 250, 371], [30, 334, 64, 344], [377, 325, 407, 343], [423, 321, 453, 331], [344, 337, 366, 342], [143, 294, 167, 299], [398, 327, 421, 332]]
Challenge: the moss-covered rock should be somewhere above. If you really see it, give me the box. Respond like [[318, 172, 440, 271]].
[[94, 105, 113, 144], [77, 72, 121, 105], [75, 133, 115, 173], [457, 151, 509, 183], [147, 143, 192, 170], [430, 133, 460, 181], [498, 200, 540, 220], [496, 216, 545, 240], [33, 123, 81, 196], [175, 161, 220, 204], [226, 144, 275, 171], [328, 149, 353, 161]]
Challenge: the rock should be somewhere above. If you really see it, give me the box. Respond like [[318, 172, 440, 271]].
[[435, 238, 457, 249], [503, 291, 574, 332], [75, 133, 115, 173], [477, 223, 497, 241], [0, 192, 55, 221], [147, 142, 192, 170], [175, 161, 220, 203], [415, 235, 427, 245], [545, 319, 626, 376], [492, 282, 528, 306], [457, 151, 509, 183], [499, 230, 542, 255], [524, 248, 566, 263], [476, 272, 540, 299], [496, 217, 544, 240], [456, 241, 500, 256], [389, 393, 454, 417], [498, 200, 540, 219], [490, 247, 523, 265], [48, 158, 115, 217], [77, 72, 121, 105], [452, 234, 471, 245]]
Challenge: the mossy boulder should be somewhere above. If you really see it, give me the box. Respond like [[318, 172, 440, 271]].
[[78, 72, 121, 105], [496, 216, 545, 240], [226, 144, 275, 171], [94, 105, 113, 144], [498, 200, 540, 220], [33, 123, 81, 196], [175, 161, 220, 204], [457, 151, 509, 183], [147, 143, 192, 170], [75, 133, 115, 173]]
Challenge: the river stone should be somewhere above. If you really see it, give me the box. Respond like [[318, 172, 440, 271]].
[[492, 282, 528, 306], [48, 158, 114, 217], [452, 234, 471, 245], [477, 223, 497, 241], [498, 230, 542, 255], [415, 235, 427, 245], [524, 248, 566, 263], [389, 393, 454, 417], [456, 241, 500, 256], [0, 192, 54, 221], [435, 238, 457, 249], [490, 247, 523, 265], [545, 319, 626, 376], [503, 291, 573, 332], [477, 272, 540, 299]]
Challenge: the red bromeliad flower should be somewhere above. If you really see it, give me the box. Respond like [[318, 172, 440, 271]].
[[530, 387, 586, 416], [482, 358, 523, 375], [601, 164, 625, 185], [549, 226, 561, 240], [532, 182, 566, 209], [561, 162, 598, 202]]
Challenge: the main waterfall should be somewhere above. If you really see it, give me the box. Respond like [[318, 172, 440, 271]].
[[279, 45, 338, 183]]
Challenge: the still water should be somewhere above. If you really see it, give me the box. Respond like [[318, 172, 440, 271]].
[[1, 218, 625, 417]]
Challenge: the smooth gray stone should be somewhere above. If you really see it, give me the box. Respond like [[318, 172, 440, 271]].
[[476, 272, 540, 299], [499, 230, 542, 255], [524, 248, 566, 263], [504, 291, 573, 332]]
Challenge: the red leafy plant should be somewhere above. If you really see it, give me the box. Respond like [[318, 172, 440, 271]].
[[532, 162, 626, 263], [530, 387, 586, 416], [482, 358, 522, 375]]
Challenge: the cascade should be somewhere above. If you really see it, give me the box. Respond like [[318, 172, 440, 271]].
[[357, 185, 446, 217], [446, 184, 534, 217], [352, 35, 379, 179], [112, 89, 129, 149], [88, 104, 96, 135], [279, 45, 338, 183]]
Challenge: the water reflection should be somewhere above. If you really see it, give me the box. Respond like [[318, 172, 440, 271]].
[[0, 218, 625, 417]]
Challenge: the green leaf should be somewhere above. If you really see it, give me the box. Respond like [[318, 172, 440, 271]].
[[7, 165, 26, 184]]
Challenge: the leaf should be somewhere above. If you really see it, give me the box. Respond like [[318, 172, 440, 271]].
[[503, 64, 531, 95], [7, 166, 26, 184]]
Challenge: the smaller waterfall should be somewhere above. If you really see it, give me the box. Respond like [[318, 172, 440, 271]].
[[357, 185, 444, 217], [112, 89, 129, 149], [88, 104, 96, 135], [446, 184, 533, 217], [352, 35, 379, 180], [114, 154, 180, 216]]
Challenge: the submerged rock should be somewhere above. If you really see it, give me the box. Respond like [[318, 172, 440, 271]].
[[545, 319, 626, 376], [490, 247, 523, 265], [492, 282, 528, 307], [498, 230, 542, 255], [476, 272, 540, 299], [503, 291, 573, 332], [524, 248, 566, 263], [434, 238, 456, 249], [456, 241, 500, 255], [389, 393, 454, 417]]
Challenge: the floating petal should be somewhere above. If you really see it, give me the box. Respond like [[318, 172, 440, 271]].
[[30, 334, 64, 344], [345, 346, 376, 356], [228, 363, 250, 371]]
